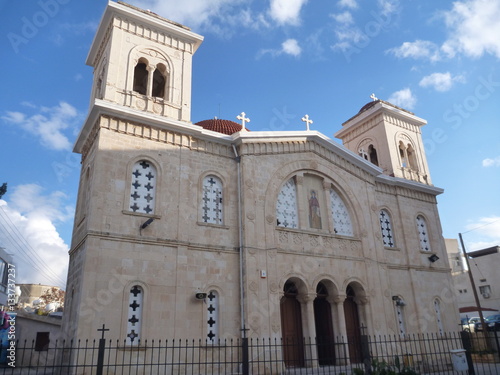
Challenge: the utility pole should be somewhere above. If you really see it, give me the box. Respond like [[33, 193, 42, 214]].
[[458, 233, 487, 332]]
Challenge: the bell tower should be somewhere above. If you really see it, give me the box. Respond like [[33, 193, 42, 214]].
[[86, 1, 203, 122], [335, 98, 432, 185]]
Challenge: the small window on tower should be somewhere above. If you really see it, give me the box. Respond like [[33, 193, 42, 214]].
[[133, 62, 148, 95], [368, 144, 378, 166], [129, 160, 157, 214], [152, 64, 166, 98]]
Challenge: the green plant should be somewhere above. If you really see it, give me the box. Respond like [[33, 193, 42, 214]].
[[354, 357, 419, 375]]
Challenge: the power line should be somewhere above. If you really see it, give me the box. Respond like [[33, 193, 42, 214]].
[[0, 206, 67, 286], [461, 217, 500, 235]]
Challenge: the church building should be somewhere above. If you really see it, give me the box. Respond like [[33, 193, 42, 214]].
[[62, 1, 458, 366]]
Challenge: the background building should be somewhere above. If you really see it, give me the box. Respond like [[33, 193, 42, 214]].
[[446, 239, 500, 320], [62, 1, 458, 365]]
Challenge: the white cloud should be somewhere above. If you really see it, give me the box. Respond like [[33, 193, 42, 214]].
[[464, 216, 500, 251], [388, 88, 417, 110], [257, 38, 302, 58], [419, 72, 465, 92], [482, 156, 500, 167], [269, 0, 308, 26], [378, 0, 398, 16], [130, 0, 238, 31], [442, 0, 500, 59], [338, 0, 358, 9], [0, 184, 72, 287], [331, 0, 398, 57], [281, 39, 302, 56], [387, 40, 441, 61], [2, 102, 78, 151], [330, 11, 354, 25]]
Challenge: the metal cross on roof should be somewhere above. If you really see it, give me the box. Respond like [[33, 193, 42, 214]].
[[301, 114, 313, 131], [370, 93, 378, 101], [236, 112, 250, 130]]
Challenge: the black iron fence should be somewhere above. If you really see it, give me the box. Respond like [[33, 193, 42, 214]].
[[1, 331, 499, 374]]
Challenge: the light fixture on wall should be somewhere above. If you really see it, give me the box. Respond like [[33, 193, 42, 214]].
[[195, 292, 207, 300], [392, 296, 405, 306], [428, 254, 439, 263], [140, 217, 154, 229]]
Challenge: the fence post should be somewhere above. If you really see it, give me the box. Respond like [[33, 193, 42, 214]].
[[242, 337, 249, 375], [460, 331, 475, 375], [96, 324, 109, 375]]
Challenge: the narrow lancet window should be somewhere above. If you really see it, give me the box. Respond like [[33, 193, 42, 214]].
[[126, 285, 143, 345], [201, 175, 223, 225], [379, 209, 395, 248], [152, 64, 166, 98], [133, 62, 148, 95], [129, 160, 156, 214]]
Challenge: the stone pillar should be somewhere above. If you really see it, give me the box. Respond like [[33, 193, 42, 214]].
[[146, 64, 155, 97], [298, 293, 318, 367], [354, 295, 369, 335], [332, 294, 349, 365]]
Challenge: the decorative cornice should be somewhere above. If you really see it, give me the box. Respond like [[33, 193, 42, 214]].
[[86, 1, 203, 67], [375, 174, 443, 197], [113, 15, 197, 54], [335, 101, 426, 141]]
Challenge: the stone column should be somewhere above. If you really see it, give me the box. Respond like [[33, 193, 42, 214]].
[[146, 64, 155, 97], [332, 294, 349, 365], [354, 295, 369, 335], [298, 293, 318, 367]]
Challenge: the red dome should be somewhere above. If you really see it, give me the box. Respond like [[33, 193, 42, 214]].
[[196, 118, 248, 135]]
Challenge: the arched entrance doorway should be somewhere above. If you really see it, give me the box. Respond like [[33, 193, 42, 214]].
[[280, 280, 304, 367], [344, 285, 362, 363], [314, 282, 336, 365]]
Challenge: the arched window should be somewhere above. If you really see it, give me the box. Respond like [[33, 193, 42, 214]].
[[379, 209, 395, 248], [129, 160, 157, 214], [330, 189, 353, 236], [359, 148, 368, 161], [201, 175, 223, 225], [416, 215, 431, 252], [206, 290, 219, 344], [133, 61, 148, 95], [126, 285, 143, 345], [433, 299, 444, 335], [276, 178, 298, 228], [406, 144, 418, 171], [394, 297, 406, 337], [368, 145, 378, 166], [399, 141, 407, 168], [152, 64, 166, 98]]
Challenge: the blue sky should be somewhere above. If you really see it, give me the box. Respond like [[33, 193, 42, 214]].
[[1, 0, 499, 288]]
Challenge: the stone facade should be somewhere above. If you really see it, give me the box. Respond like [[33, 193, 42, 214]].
[[62, 1, 459, 364]]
